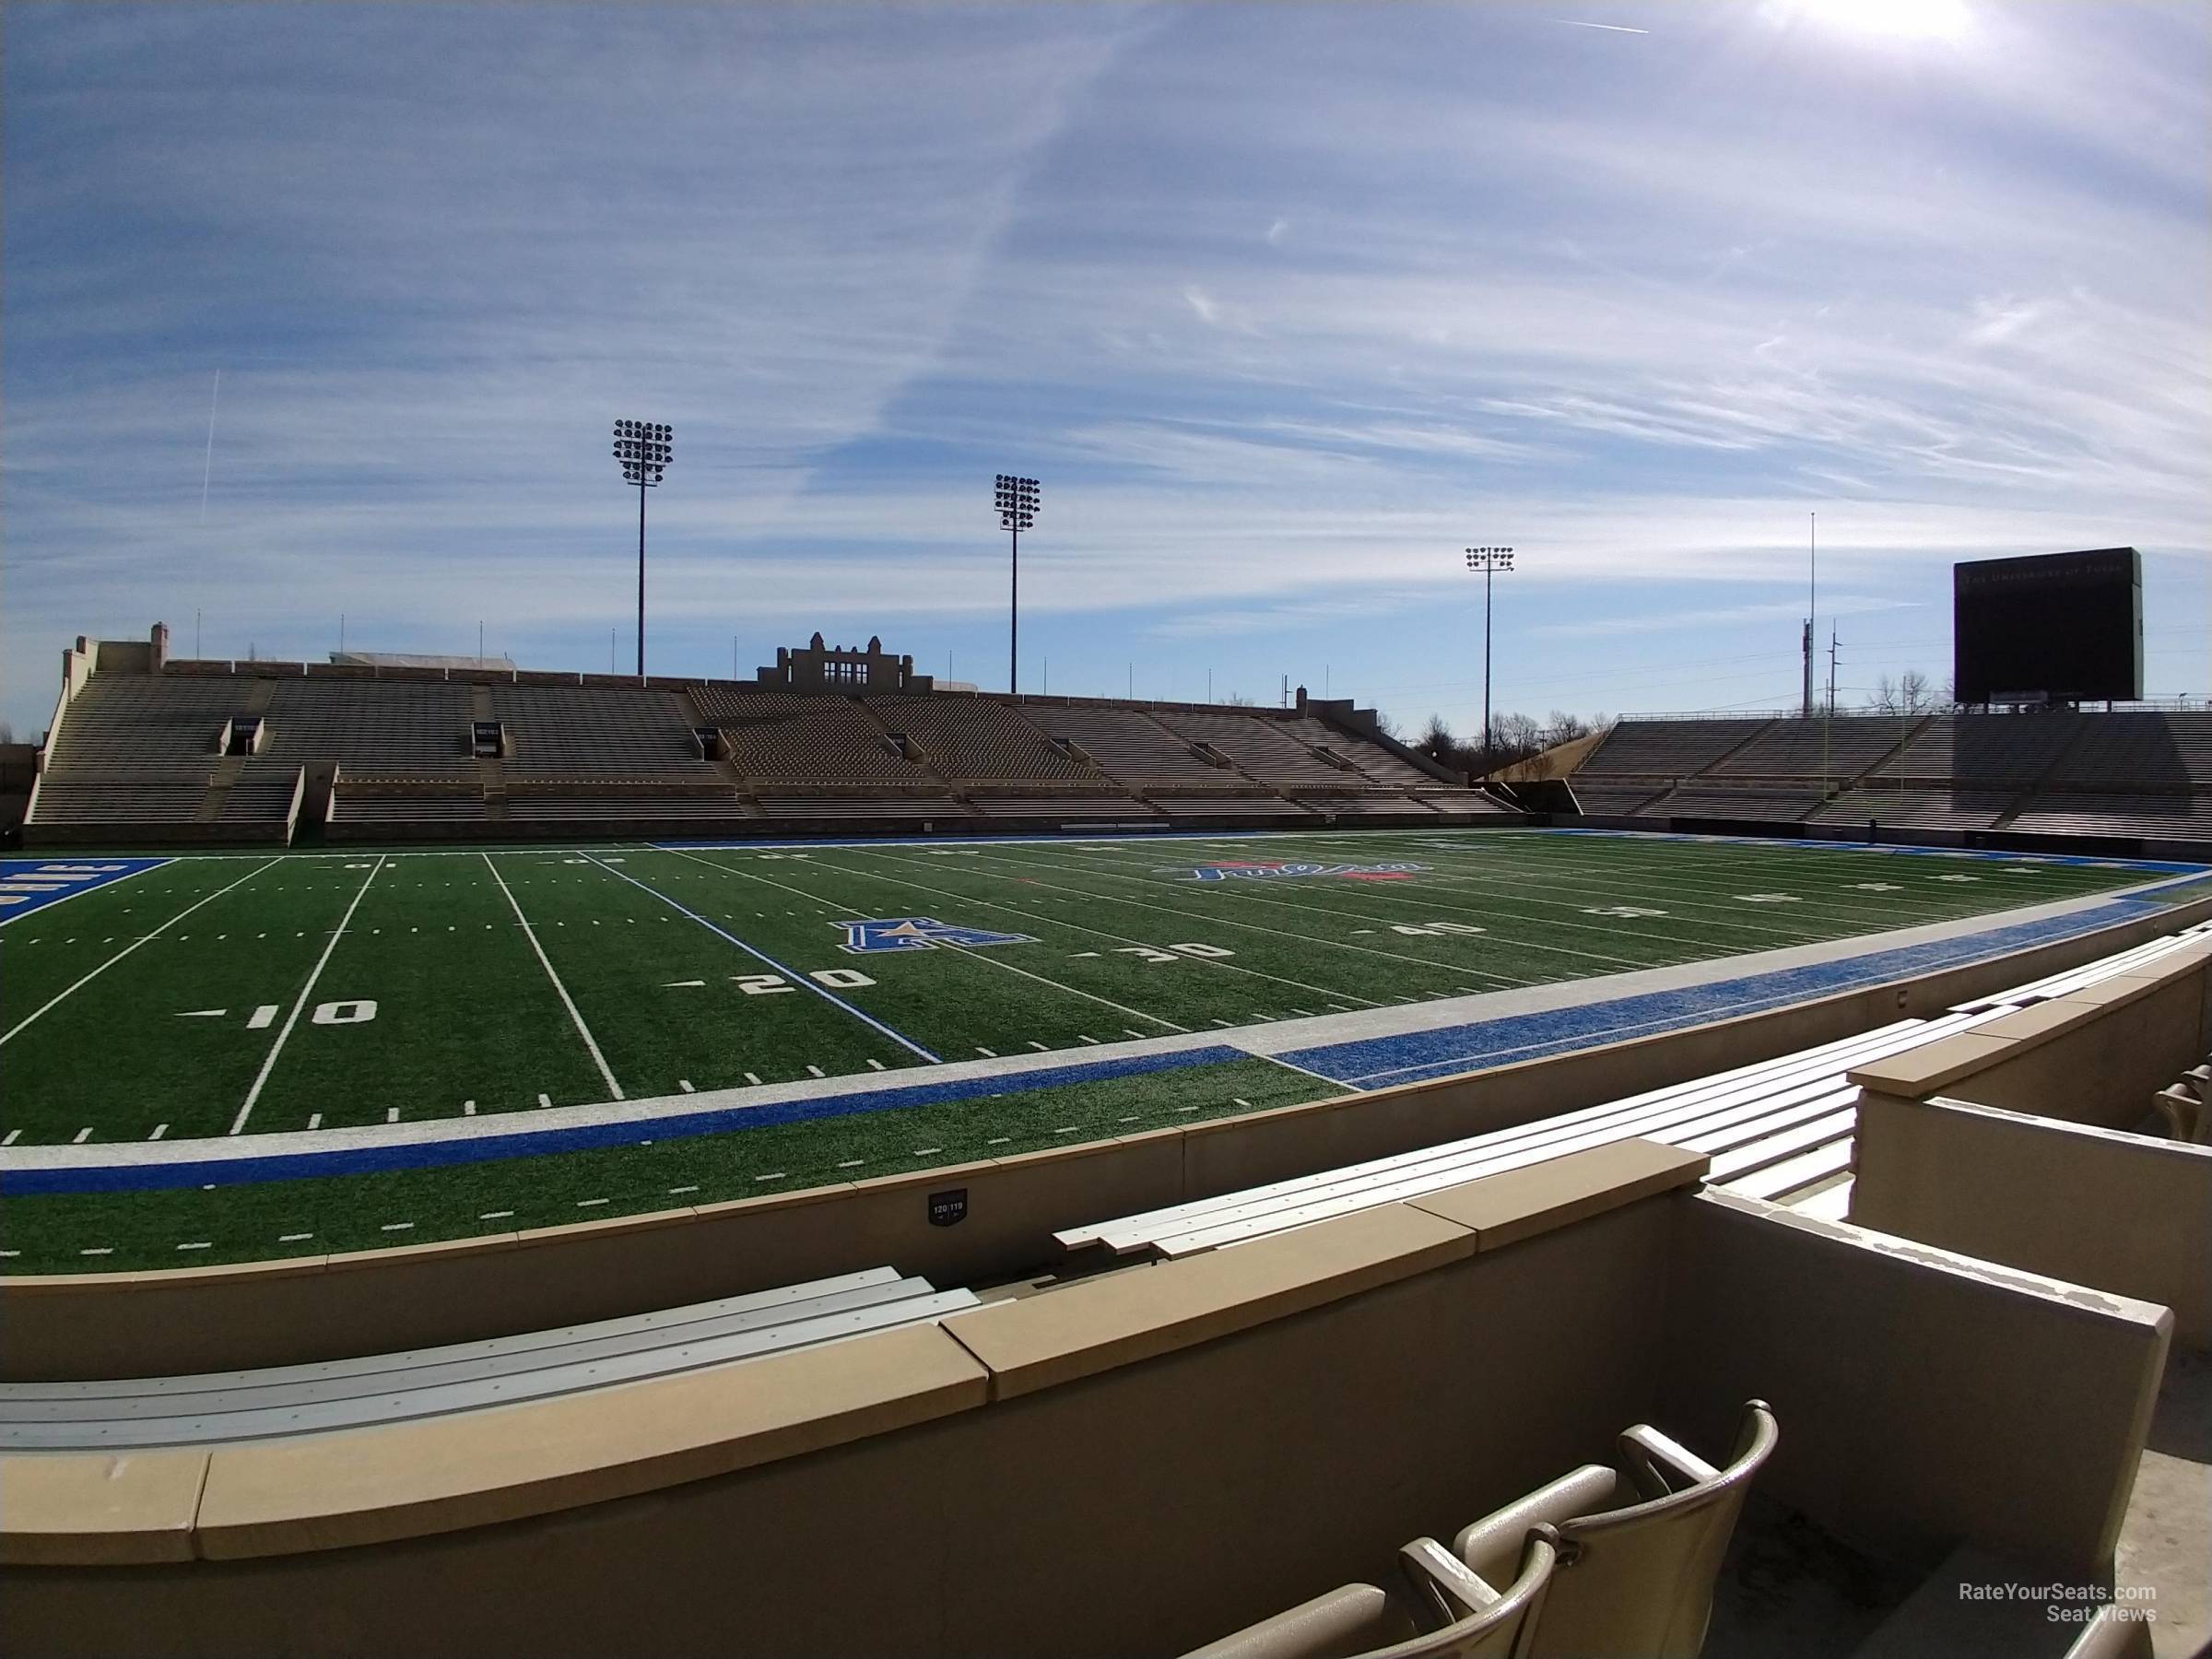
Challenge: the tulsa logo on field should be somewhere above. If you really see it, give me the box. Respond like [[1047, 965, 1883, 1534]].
[[1167, 861, 1428, 883], [835, 917, 1038, 954]]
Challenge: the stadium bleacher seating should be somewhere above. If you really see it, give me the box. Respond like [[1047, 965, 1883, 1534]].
[[1574, 718, 1772, 778], [494, 685, 720, 778], [1022, 704, 1240, 787], [870, 693, 1098, 783], [27, 675, 230, 828], [1565, 710, 2212, 846], [1155, 709, 1359, 790], [693, 687, 932, 788], [0, 1266, 975, 1451], [23, 639, 1494, 843]]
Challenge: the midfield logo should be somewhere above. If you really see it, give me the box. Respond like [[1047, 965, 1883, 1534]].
[[834, 917, 1038, 954], [1169, 861, 1428, 883]]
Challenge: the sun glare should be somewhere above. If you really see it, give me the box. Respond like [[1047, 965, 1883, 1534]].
[[1790, 0, 1971, 43]]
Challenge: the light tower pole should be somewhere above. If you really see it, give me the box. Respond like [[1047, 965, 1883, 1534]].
[[1465, 546, 1516, 762], [613, 419, 673, 677], [994, 473, 1040, 694]]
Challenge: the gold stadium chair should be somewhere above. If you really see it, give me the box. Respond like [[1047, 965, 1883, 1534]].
[[1184, 1527, 1558, 1659], [1450, 1399, 1778, 1659]]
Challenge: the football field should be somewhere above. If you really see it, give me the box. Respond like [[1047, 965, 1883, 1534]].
[[0, 828, 2191, 1272]]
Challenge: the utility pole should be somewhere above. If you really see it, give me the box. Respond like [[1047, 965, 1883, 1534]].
[[1803, 512, 1817, 718]]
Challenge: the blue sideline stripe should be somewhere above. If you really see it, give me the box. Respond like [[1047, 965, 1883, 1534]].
[[1, 1045, 1252, 1196], [0, 858, 171, 924], [578, 851, 943, 1064], [1536, 828, 2206, 876], [1280, 893, 2193, 1089]]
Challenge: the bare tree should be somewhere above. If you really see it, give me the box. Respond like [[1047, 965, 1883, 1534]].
[[1544, 710, 1590, 746], [1223, 691, 1255, 708], [0, 721, 14, 747], [1868, 671, 1937, 714], [1416, 714, 1460, 766]]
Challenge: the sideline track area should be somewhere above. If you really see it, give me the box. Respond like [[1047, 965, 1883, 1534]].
[[2, 830, 2206, 1269]]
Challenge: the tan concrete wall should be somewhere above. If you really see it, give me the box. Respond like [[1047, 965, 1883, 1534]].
[[11, 892, 2212, 1382], [1852, 1091, 2212, 1347], [1664, 1192, 2170, 1583], [2, 1170, 2171, 1657]]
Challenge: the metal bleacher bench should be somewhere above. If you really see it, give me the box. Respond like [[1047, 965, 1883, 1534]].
[[0, 1267, 976, 1453], [1060, 922, 2212, 1263]]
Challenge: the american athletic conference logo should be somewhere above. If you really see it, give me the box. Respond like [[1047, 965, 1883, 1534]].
[[1164, 861, 1428, 882]]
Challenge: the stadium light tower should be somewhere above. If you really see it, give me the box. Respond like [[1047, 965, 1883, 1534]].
[[995, 474, 1040, 694], [1465, 547, 1516, 761], [613, 419, 673, 677]]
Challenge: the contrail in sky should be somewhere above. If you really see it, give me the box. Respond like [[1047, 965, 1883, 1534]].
[[1556, 19, 1651, 32], [199, 369, 221, 521]]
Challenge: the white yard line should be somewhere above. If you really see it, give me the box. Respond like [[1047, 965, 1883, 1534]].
[[483, 853, 624, 1101], [1, 859, 280, 1047], [228, 855, 386, 1135]]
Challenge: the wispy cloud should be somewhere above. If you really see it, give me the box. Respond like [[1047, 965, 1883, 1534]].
[[2, 2, 2206, 733]]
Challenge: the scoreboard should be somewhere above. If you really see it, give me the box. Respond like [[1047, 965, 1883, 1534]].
[[1953, 548, 2142, 705]]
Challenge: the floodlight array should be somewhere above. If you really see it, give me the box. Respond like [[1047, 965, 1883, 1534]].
[[1465, 545, 1514, 571], [995, 473, 1040, 532], [614, 419, 674, 486]]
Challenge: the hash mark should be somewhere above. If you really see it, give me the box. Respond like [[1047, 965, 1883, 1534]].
[[479, 1210, 514, 1220], [912, 1147, 943, 1156], [836, 1158, 865, 1168], [1053, 1125, 1079, 1135], [177, 1241, 211, 1252], [865, 1059, 886, 1071], [72, 1127, 91, 1144], [149, 1123, 168, 1141], [750, 1173, 783, 1182], [987, 1135, 1010, 1145], [577, 1197, 608, 1207], [537, 1092, 552, 1108], [744, 1071, 763, 1086], [464, 1100, 477, 1115], [1, 1130, 18, 1147], [307, 1112, 323, 1130], [381, 1221, 414, 1231], [806, 1065, 826, 1078], [80, 1247, 113, 1256], [678, 1079, 695, 1092], [385, 1108, 400, 1124], [671, 1184, 701, 1194], [279, 1233, 314, 1242], [976, 1047, 997, 1058]]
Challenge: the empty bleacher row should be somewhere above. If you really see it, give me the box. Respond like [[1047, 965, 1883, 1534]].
[[28, 654, 1505, 841], [0, 1266, 976, 1453], [1060, 919, 2212, 1263], [1570, 710, 2212, 845]]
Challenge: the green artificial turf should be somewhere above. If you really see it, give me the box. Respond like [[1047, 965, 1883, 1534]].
[[0, 828, 2186, 1272]]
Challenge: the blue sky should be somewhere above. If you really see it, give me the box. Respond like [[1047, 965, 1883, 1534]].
[[6, 1, 2207, 741]]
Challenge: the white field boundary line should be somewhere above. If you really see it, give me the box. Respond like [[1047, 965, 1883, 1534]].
[[860, 842, 1547, 990], [1079, 832, 1973, 950], [652, 845, 1195, 1032], [12, 883, 2194, 1171], [574, 852, 943, 1064], [0, 859, 279, 1047], [229, 855, 387, 1135], [0, 857, 172, 927], [1067, 840, 1692, 970], [1408, 835, 2207, 936], [709, 842, 1397, 1012], [482, 852, 623, 1100], [1188, 826, 2203, 920]]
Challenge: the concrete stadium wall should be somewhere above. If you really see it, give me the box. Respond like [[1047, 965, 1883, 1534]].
[[1663, 1193, 2167, 1583], [8, 887, 2211, 1382], [0, 1159, 2170, 1657], [1848, 940, 2212, 1345]]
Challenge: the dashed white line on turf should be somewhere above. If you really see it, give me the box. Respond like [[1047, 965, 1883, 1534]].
[[484, 853, 626, 1101], [229, 855, 385, 1135], [2, 857, 280, 1048]]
